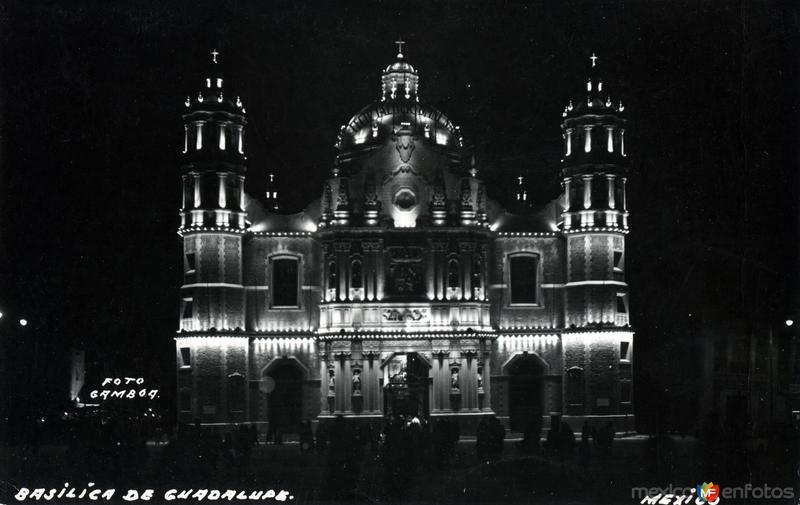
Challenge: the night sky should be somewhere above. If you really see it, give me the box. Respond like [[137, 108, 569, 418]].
[[1, 1, 798, 425]]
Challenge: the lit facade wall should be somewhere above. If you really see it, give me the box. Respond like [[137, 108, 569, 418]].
[[174, 49, 635, 432]]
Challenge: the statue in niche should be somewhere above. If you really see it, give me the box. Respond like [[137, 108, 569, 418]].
[[477, 366, 484, 390], [450, 367, 460, 391], [328, 369, 335, 393], [352, 369, 362, 394]]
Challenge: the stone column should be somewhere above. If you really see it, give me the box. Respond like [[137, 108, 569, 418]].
[[375, 241, 385, 301], [363, 242, 375, 301], [426, 242, 436, 300], [334, 242, 350, 302], [607, 175, 616, 210], [583, 125, 592, 153], [565, 128, 573, 157], [432, 241, 447, 301], [431, 348, 450, 412], [363, 350, 381, 413], [582, 175, 592, 210], [460, 243, 474, 301], [605, 126, 615, 152]]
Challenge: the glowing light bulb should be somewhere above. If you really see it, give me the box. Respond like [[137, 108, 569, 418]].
[[19, 318, 28, 327]]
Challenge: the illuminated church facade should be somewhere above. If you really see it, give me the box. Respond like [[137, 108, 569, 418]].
[[174, 45, 634, 433]]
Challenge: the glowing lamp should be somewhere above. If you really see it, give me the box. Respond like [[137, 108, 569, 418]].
[[19, 318, 28, 327], [787, 319, 794, 327]]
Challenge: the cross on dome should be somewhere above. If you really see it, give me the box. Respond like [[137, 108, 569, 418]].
[[395, 39, 405, 59], [590, 53, 598, 68], [211, 49, 219, 64]]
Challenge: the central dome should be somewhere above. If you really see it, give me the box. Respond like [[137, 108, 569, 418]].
[[336, 45, 461, 153], [321, 43, 478, 229]]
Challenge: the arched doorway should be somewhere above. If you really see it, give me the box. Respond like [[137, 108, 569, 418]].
[[265, 361, 303, 435], [507, 354, 545, 433], [383, 353, 430, 418]]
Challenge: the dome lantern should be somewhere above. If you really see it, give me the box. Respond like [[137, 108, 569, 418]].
[[380, 40, 420, 102]]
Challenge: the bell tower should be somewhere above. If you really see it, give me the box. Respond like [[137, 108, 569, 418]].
[[560, 54, 633, 419], [177, 49, 247, 332]]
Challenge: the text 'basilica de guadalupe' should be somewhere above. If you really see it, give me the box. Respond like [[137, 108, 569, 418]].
[[174, 43, 634, 434]]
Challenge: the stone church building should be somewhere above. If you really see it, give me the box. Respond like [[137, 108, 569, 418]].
[[174, 44, 634, 433]]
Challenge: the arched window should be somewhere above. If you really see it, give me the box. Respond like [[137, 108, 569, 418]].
[[473, 256, 483, 288], [272, 257, 299, 307], [447, 259, 460, 288], [327, 260, 337, 290], [509, 254, 538, 304], [227, 373, 245, 413], [351, 259, 363, 288]]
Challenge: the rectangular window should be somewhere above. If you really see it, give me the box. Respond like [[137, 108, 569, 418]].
[[185, 253, 196, 272], [620, 380, 632, 403], [616, 294, 627, 313], [613, 251, 623, 271], [509, 255, 538, 304], [620, 341, 630, 361], [182, 299, 193, 319], [228, 374, 245, 413], [180, 347, 191, 367], [272, 258, 299, 307]]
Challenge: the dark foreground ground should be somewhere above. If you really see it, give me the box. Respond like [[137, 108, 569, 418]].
[[0, 435, 795, 505]]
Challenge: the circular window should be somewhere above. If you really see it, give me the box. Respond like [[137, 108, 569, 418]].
[[393, 189, 417, 211]]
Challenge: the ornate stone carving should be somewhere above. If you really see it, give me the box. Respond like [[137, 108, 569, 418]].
[[363, 171, 380, 209], [382, 308, 428, 322], [333, 241, 351, 253], [387, 247, 424, 295], [323, 182, 333, 211], [395, 135, 415, 163], [460, 179, 473, 208], [336, 178, 350, 210], [362, 241, 382, 252]]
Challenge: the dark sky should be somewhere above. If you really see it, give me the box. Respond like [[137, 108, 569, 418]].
[[1, 1, 798, 419]]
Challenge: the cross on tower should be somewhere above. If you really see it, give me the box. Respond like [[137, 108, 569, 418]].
[[590, 53, 598, 68], [395, 39, 405, 59], [211, 49, 219, 64]]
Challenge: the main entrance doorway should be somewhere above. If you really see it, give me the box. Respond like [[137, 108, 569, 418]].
[[507, 354, 544, 432], [265, 361, 303, 434], [383, 353, 430, 418]]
